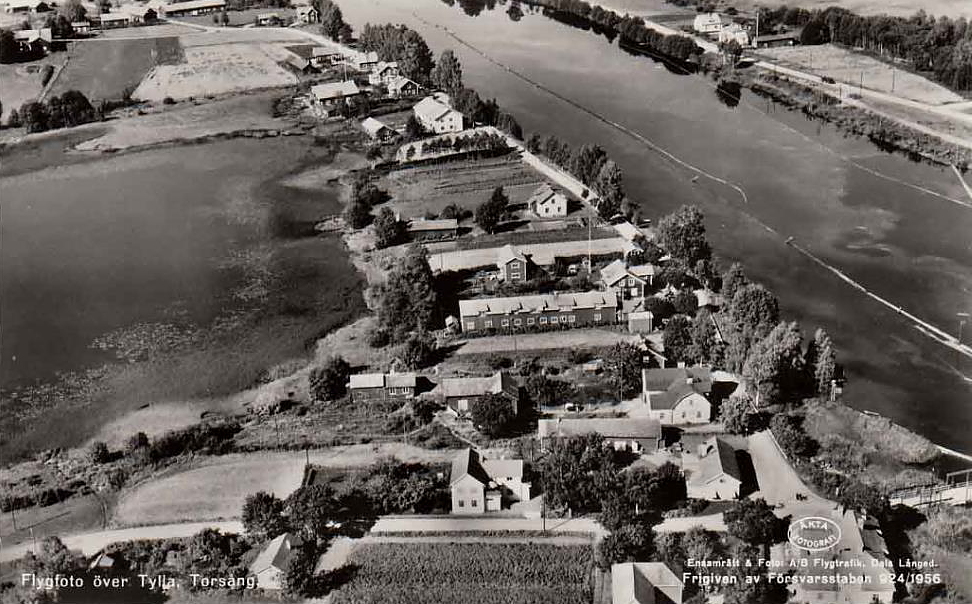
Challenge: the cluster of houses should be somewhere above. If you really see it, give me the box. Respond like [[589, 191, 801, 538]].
[[692, 11, 801, 48]]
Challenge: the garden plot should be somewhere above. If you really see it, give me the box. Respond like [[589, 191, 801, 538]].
[[134, 42, 297, 101]]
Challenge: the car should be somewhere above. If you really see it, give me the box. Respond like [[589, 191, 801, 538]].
[[567, 264, 579, 275], [565, 403, 583, 412]]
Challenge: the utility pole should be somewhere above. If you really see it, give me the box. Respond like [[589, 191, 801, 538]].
[[958, 312, 970, 370], [891, 62, 896, 93], [859, 71, 864, 96], [754, 6, 759, 49]]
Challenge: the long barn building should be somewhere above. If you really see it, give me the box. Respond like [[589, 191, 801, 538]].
[[458, 291, 618, 334]]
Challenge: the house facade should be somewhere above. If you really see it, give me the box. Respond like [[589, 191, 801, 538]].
[[349, 372, 416, 403], [310, 46, 340, 68], [450, 448, 530, 514], [361, 116, 396, 141], [688, 437, 741, 500], [693, 12, 722, 34], [414, 94, 464, 134], [719, 22, 750, 46], [459, 291, 618, 334], [526, 183, 568, 218], [249, 533, 303, 591], [496, 244, 529, 283], [407, 218, 458, 241], [159, 0, 225, 17], [310, 81, 360, 116], [600, 259, 654, 300], [296, 5, 318, 23], [440, 371, 519, 417], [538, 418, 662, 453], [641, 367, 712, 425], [368, 61, 400, 86], [612, 562, 684, 604], [387, 76, 421, 97]]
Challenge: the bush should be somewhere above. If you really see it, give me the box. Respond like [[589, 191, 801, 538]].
[[485, 354, 513, 370], [470, 394, 517, 437], [162, 96, 176, 105], [401, 333, 436, 370], [89, 441, 110, 464], [40, 64, 54, 86], [309, 356, 351, 402], [148, 420, 241, 462]]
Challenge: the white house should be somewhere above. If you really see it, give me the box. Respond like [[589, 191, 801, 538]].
[[641, 367, 712, 425], [450, 448, 530, 514], [361, 116, 396, 141], [248, 533, 303, 591], [387, 75, 421, 98], [413, 94, 464, 134], [310, 81, 360, 116], [295, 5, 317, 23], [368, 61, 400, 86], [692, 12, 722, 34], [526, 183, 568, 218], [310, 46, 340, 68], [719, 22, 750, 47], [688, 437, 742, 500], [612, 562, 684, 604]]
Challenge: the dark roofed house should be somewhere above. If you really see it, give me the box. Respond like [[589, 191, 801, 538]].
[[310, 80, 360, 117], [537, 417, 662, 453], [641, 367, 713, 425], [688, 436, 742, 500], [496, 244, 529, 283], [459, 290, 619, 334], [407, 218, 459, 241], [387, 75, 421, 98], [310, 46, 341, 68], [349, 372, 416, 403], [600, 259, 655, 300], [440, 371, 519, 418], [361, 116, 396, 141], [450, 448, 530, 514]]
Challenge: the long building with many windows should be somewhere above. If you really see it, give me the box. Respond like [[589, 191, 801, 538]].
[[458, 291, 618, 334]]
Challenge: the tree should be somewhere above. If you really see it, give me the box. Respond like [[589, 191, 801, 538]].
[[687, 309, 721, 365], [662, 315, 692, 363], [317, 0, 349, 41], [285, 484, 341, 542], [242, 491, 287, 542], [721, 262, 748, 302], [604, 341, 643, 399], [89, 441, 110, 464], [769, 413, 818, 458], [401, 332, 436, 369], [722, 543, 789, 604], [59, 0, 86, 21], [525, 133, 542, 153], [284, 542, 320, 597], [221, 9, 229, 25], [643, 296, 674, 322], [743, 321, 805, 406], [594, 159, 624, 217], [126, 431, 149, 453], [596, 523, 654, 569], [7, 108, 21, 128], [404, 114, 424, 140], [570, 144, 608, 186], [373, 206, 406, 249], [719, 395, 768, 435], [430, 49, 463, 93], [672, 288, 698, 316], [725, 283, 780, 372], [397, 29, 435, 83], [19, 101, 50, 133], [372, 244, 438, 343], [470, 393, 517, 437], [806, 328, 836, 397], [525, 373, 573, 409], [538, 433, 620, 513], [1, 28, 21, 64], [657, 205, 711, 266], [344, 197, 372, 229], [625, 462, 686, 514], [474, 186, 508, 234], [309, 355, 351, 402], [724, 498, 781, 546], [495, 111, 522, 139]]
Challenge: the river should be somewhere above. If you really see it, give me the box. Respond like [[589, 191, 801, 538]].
[[345, 0, 972, 449]]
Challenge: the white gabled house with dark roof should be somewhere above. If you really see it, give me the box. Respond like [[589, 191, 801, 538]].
[[641, 367, 713, 425], [413, 93, 464, 134], [450, 448, 530, 514]]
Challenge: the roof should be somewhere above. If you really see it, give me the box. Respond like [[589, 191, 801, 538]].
[[98, 12, 130, 20], [4, 0, 47, 8], [440, 371, 516, 399], [629, 264, 656, 278], [408, 218, 458, 232], [312, 46, 340, 58], [526, 183, 566, 208], [459, 291, 618, 319], [600, 259, 645, 288], [361, 116, 391, 136], [613, 222, 645, 242], [695, 437, 742, 485], [451, 448, 524, 487], [693, 288, 724, 308], [414, 95, 459, 123], [13, 27, 52, 41], [651, 379, 710, 410], [373, 60, 398, 74], [694, 12, 722, 25], [482, 458, 523, 479], [257, 11, 280, 17], [161, 0, 225, 12], [287, 55, 310, 70], [347, 50, 378, 65], [612, 562, 683, 604], [88, 553, 115, 570], [642, 367, 712, 394], [388, 75, 419, 93], [349, 372, 416, 389], [496, 244, 527, 269], [311, 80, 360, 100], [249, 533, 302, 575], [296, 4, 316, 12], [70, 20, 89, 26], [538, 418, 661, 441], [756, 31, 801, 42]]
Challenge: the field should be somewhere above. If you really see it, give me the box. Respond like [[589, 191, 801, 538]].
[[758, 44, 964, 105], [381, 155, 546, 219], [0, 57, 59, 120], [329, 542, 595, 604], [133, 42, 297, 101], [455, 328, 641, 355], [604, 0, 972, 18], [49, 37, 184, 101], [111, 444, 458, 526]]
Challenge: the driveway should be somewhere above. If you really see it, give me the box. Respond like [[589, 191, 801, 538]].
[[0, 521, 243, 563], [655, 513, 727, 533], [455, 329, 641, 355], [370, 515, 607, 536]]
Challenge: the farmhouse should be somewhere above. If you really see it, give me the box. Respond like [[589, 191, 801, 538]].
[[693, 12, 722, 34], [600, 259, 655, 300], [495, 244, 530, 284], [71, 20, 90, 34], [287, 54, 313, 74], [159, 0, 225, 17], [612, 562, 684, 604], [407, 218, 458, 241], [688, 437, 742, 500], [414, 94, 464, 134], [526, 183, 568, 218], [249, 533, 303, 591], [3, 0, 49, 13], [255, 12, 283, 26], [440, 371, 519, 418], [368, 61, 400, 86], [387, 75, 421, 97], [295, 5, 317, 23], [13, 28, 51, 53], [345, 50, 379, 71], [450, 448, 530, 514], [641, 367, 712, 425], [538, 418, 662, 453], [754, 31, 800, 48], [719, 22, 750, 47], [310, 46, 340, 68], [97, 12, 131, 27], [361, 116, 396, 141], [348, 372, 416, 403], [459, 291, 618, 334], [310, 80, 360, 116]]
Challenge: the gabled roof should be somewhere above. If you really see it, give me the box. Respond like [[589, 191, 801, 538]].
[[296, 5, 316, 14], [695, 437, 741, 485], [538, 418, 661, 441], [388, 75, 419, 93], [160, 0, 225, 12], [373, 60, 398, 75], [642, 367, 712, 394], [361, 116, 391, 137], [312, 46, 340, 58], [483, 458, 523, 480], [693, 289, 724, 308], [14, 28, 52, 42], [311, 80, 360, 100], [629, 264, 656, 279], [414, 95, 459, 123], [287, 55, 310, 70], [349, 372, 416, 389], [612, 562, 683, 604], [249, 533, 302, 576], [459, 291, 618, 318], [526, 183, 566, 208], [600, 259, 645, 288], [98, 12, 130, 21], [496, 244, 527, 269], [408, 218, 458, 232], [440, 371, 517, 399], [450, 448, 492, 487]]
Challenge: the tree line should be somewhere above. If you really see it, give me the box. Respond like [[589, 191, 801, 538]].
[[8, 90, 97, 132]]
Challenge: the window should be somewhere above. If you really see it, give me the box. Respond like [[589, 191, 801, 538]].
[[466, 322, 476, 330], [568, 315, 576, 323], [696, 411, 702, 418], [485, 320, 493, 328], [513, 318, 522, 326], [539, 317, 547, 324], [471, 500, 477, 507], [502, 319, 510, 327], [527, 318, 535, 325], [549, 316, 558, 324], [594, 313, 601, 321], [510, 272, 521, 280], [458, 500, 464, 508]]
